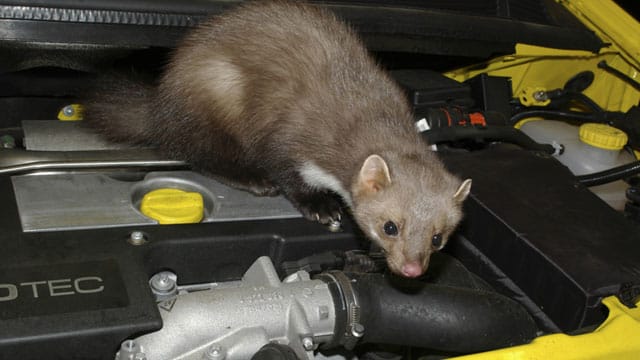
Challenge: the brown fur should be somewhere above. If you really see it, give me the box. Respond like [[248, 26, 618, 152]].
[[84, 0, 471, 277]]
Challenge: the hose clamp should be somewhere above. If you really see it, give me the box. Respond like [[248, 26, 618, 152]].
[[315, 271, 364, 350]]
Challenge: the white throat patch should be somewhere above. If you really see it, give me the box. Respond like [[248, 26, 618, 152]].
[[299, 162, 352, 206]]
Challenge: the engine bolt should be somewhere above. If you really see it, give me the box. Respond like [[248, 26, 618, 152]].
[[62, 105, 75, 117], [128, 231, 147, 245], [121, 340, 139, 352], [151, 273, 171, 290], [149, 271, 178, 300], [533, 90, 548, 102], [204, 345, 226, 359], [116, 340, 146, 360], [351, 323, 365, 338], [301, 337, 314, 351]]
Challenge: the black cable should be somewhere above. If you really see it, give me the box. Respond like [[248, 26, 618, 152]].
[[510, 110, 597, 125], [566, 92, 604, 113], [576, 160, 640, 187], [598, 61, 640, 92]]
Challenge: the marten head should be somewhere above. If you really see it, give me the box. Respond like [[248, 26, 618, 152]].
[[351, 154, 471, 278]]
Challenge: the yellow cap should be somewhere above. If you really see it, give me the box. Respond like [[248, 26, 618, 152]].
[[140, 188, 204, 224], [579, 123, 627, 150]]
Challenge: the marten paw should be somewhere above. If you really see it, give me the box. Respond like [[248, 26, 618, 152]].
[[291, 191, 343, 225]]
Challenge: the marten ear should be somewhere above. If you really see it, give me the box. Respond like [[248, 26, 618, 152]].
[[357, 154, 392, 194], [453, 179, 472, 203]]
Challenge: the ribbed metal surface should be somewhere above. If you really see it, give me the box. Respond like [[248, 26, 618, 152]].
[[0, 5, 204, 26]]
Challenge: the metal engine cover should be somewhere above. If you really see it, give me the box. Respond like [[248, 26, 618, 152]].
[[0, 171, 361, 360]]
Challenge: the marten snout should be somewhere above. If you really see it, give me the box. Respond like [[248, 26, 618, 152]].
[[400, 261, 424, 278]]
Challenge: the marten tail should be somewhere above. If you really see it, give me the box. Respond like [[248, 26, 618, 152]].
[[83, 73, 157, 146]]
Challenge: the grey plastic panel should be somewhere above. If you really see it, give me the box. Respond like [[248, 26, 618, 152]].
[[22, 120, 129, 151], [12, 170, 300, 232]]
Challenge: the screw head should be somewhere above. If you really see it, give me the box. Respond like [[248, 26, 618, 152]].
[[150, 271, 177, 292], [120, 340, 139, 352], [63, 105, 75, 116], [301, 337, 314, 351], [204, 345, 226, 359], [533, 91, 548, 101], [116, 340, 146, 360], [351, 323, 365, 338], [128, 231, 147, 245]]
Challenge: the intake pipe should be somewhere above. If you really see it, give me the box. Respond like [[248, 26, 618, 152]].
[[318, 272, 538, 354], [129, 257, 536, 360]]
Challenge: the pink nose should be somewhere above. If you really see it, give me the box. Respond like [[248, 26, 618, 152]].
[[401, 262, 423, 278]]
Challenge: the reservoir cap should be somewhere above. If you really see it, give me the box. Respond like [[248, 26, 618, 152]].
[[140, 188, 204, 224], [579, 123, 627, 150]]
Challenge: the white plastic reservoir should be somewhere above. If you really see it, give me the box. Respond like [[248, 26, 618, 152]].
[[519, 120, 635, 210]]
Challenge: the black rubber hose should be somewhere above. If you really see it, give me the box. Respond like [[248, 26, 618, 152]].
[[346, 273, 538, 354], [598, 60, 640, 92], [567, 92, 604, 113], [576, 160, 640, 187], [422, 126, 556, 154], [510, 109, 597, 125], [251, 343, 301, 360]]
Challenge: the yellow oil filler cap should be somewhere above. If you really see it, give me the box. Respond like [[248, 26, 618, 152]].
[[579, 123, 628, 150], [140, 188, 204, 224]]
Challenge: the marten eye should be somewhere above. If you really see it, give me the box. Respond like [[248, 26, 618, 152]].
[[432, 233, 443, 249], [383, 221, 398, 236]]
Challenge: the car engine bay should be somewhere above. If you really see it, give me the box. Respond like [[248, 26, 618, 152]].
[[1, 1, 640, 359]]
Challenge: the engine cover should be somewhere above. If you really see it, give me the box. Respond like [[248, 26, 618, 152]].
[[442, 148, 640, 332], [0, 172, 360, 359], [2, 148, 640, 358]]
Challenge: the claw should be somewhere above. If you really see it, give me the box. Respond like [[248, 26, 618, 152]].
[[291, 191, 343, 225], [328, 219, 341, 232]]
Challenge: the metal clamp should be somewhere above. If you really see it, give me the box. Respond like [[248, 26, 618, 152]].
[[315, 271, 364, 350]]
